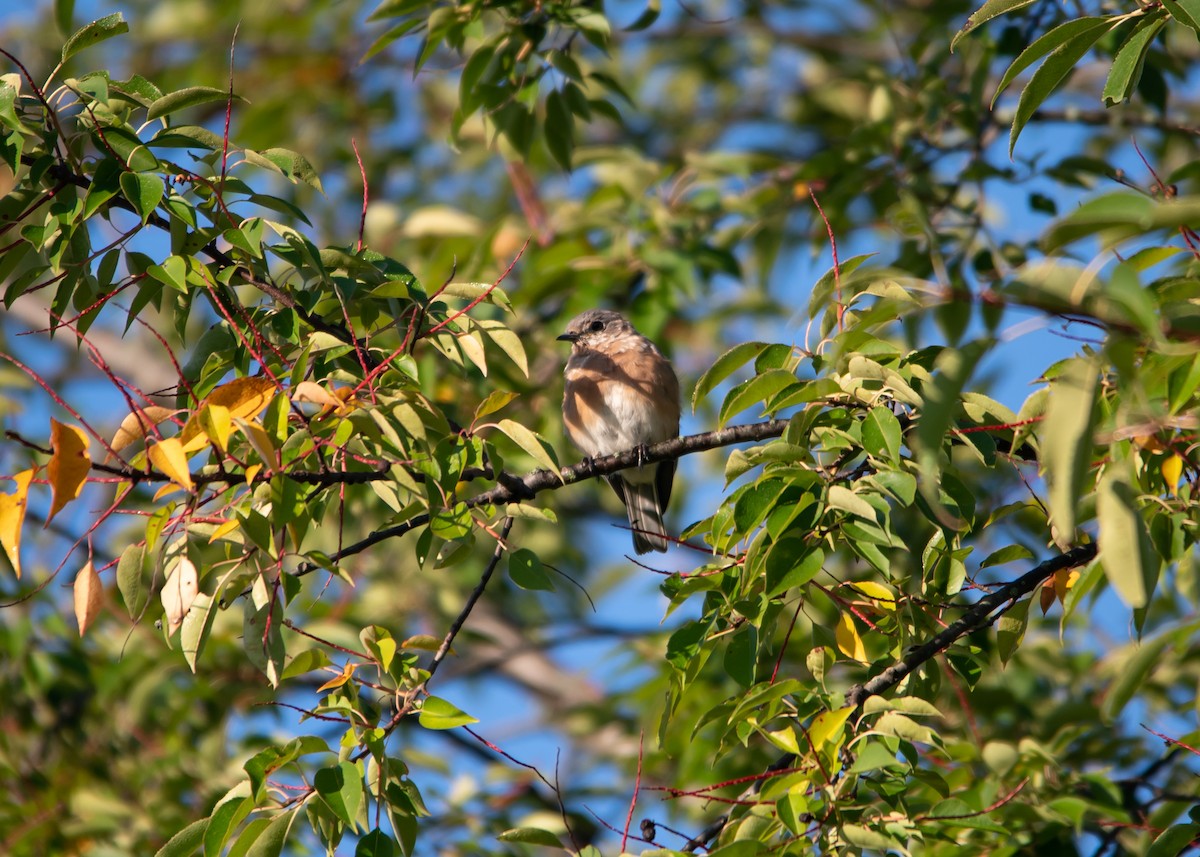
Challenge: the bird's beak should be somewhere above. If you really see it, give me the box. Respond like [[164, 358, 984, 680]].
[[556, 332, 578, 343]]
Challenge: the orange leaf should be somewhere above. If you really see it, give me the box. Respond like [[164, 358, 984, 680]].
[[1040, 578, 1057, 615], [74, 561, 103, 636], [161, 557, 198, 634], [180, 377, 276, 447], [1054, 567, 1080, 602], [0, 469, 33, 578], [317, 662, 358, 692], [110, 406, 176, 454], [47, 418, 90, 522], [148, 437, 194, 491]]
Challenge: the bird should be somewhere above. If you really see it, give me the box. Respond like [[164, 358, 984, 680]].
[[558, 309, 680, 553]]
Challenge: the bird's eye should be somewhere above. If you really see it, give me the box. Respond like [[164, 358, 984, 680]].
[[589, 320, 605, 332]]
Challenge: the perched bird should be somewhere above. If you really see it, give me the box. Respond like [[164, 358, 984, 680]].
[[558, 309, 680, 553]]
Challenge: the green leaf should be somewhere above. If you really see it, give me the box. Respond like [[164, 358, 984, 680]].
[[1101, 634, 1169, 721], [103, 127, 159, 172], [496, 828, 564, 847], [155, 818, 209, 857], [495, 419, 560, 476], [314, 761, 364, 828], [418, 695, 479, 730], [952, 0, 1038, 50], [459, 43, 496, 116], [979, 544, 1035, 568], [243, 593, 286, 686], [356, 829, 398, 857], [148, 86, 239, 120], [1163, 0, 1200, 33], [719, 369, 798, 427], [723, 625, 757, 688], [148, 255, 188, 292], [994, 17, 1115, 106], [914, 342, 985, 520], [180, 592, 217, 673], [996, 595, 1030, 664], [508, 548, 555, 591], [692, 342, 768, 411], [151, 124, 225, 150], [243, 148, 324, 192], [861, 406, 902, 461], [1097, 460, 1159, 609], [625, 0, 662, 31], [54, 0, 75, 35], [244, 810, 296, 857], [1041, 357, 1099, 546], [1103, 14, 1167, 106], [205, 792, 253, 857], [474, 390, 518, 422], [766, 542, 824, 597], [1009, 18, 1119, 155], [827, 485, 878, 522], [116, 543, 147, 619], [62, 13, 129, 63], [1147, 823, 1200, 857], [544, 88, 574, 171], [119, 171, 164, 223]]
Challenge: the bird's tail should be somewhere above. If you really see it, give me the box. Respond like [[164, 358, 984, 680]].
[[624, 474, 669, 554]]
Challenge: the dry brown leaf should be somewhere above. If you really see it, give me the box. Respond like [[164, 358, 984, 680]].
[[110, 406, 176, 454], [74, 561, 103, 635], [161, 557, 198, 634]]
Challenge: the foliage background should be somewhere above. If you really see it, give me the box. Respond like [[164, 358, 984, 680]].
[[2, 0, 1200, 855]]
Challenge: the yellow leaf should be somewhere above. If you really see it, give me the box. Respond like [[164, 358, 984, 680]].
[[808, 706, 855, 752], [0, 470, 34, 578], [317, 662, 358, 692], [47, 418, 90, 522], [765, 726, 801, 755], [148, 437, 194, 491], [110, 406, 176, 454], [235, 418, 278, 469], [244, 463, 262, 485], [73, 561, 103, 636], [847, 580, 896, 612], [153, 483, 182, 502], [196, 403, 233, 453], [208, 518, 241, 544], [835, 611, 867, 663], [179, 377, 276, 447], [1162, 453, 1184, 497], [161, 557, 198, 634]]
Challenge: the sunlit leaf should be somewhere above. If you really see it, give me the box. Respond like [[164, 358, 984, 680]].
[[418, 695, 478, 730], [148, 437, 194, 492], [47, 418, 90, 522], [73, 560, 102, 635], [161, 556, 198, 635], [0, 469, 33, 578], [1041, 358, 1098, 547], [835, 612, 867, 663]]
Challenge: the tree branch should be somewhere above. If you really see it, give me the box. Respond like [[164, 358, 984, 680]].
[[845, 543, 1098, 708], [302, 419, 791, 573]]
